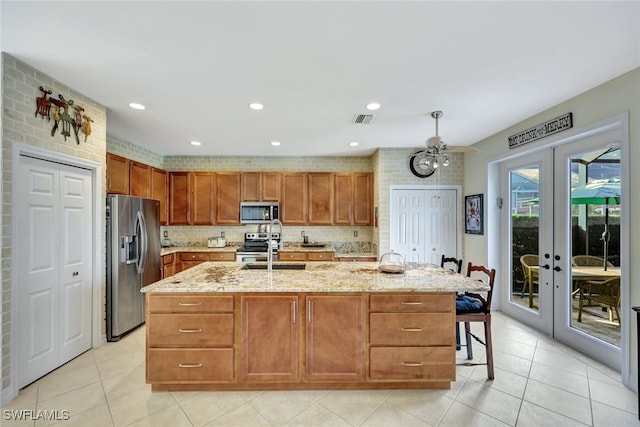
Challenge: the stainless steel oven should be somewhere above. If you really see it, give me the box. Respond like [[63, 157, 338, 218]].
[[236, 232, 280, 262]]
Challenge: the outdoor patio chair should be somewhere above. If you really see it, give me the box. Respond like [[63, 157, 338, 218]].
[[456, 262, 496, 380], [519, 254, 539, 298], [577, 276, 621, 324], [572, 255, 614, 268]]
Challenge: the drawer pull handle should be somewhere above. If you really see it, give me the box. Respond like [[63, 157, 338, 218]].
[[178, 363, 203, 368], [178, 302, 202, 306], [401, 361, 424, 367], [401, 301, 423, 305], [178, 328, 203, 333], [401, 327, 424, 332]]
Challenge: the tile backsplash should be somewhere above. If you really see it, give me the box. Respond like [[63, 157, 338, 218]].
[[161, 225, 375, 254]]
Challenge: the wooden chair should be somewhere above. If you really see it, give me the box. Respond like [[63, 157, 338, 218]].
[[441, 254, 463, 274], [441, 255, 463, 349], [577, 276, 621, 324], [456, 262, 496, 380], [519, 254, 539, 297]]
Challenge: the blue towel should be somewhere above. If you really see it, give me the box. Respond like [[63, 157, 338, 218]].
[[456, 294, 484, 313]]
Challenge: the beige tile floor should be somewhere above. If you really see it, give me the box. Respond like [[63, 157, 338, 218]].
[[3, 312, 639, 426]]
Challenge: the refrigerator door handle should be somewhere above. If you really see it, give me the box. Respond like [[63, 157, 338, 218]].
[[136, 210, 148, 274]]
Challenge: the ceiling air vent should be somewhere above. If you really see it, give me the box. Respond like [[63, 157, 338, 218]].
[[353, 114, 374, 124]]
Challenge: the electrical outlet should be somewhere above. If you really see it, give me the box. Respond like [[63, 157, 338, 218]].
[[163, 231, 168, 237], [221, 231, 225, 238], [354, 230, 358, 237], [301, 231, 305, 237]]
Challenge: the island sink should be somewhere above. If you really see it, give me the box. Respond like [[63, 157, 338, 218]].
[[242, 263, 306, 270]]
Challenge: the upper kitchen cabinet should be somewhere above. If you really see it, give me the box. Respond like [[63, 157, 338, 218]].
[[190, 172, 215, 225], [334, 173, 373, 225], [216, 172, 241, 224], [281, 173, 307, 225], [129, 160, 151, 197], [151, 167, 168, 225], [308, 173, 333, 225], [106, 152, 129, 194], [169, 172, 190, 225], [241, 172, 280, 202]]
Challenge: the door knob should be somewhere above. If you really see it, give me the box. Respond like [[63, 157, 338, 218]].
[[538, 264, 550, 270], [72, 271, 79, 276], [554, 266, 562, 272]]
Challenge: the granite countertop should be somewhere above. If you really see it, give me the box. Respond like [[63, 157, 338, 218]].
[[141, 261, 490, 293], [161, 246, 238, 256], [161, 246, 376, 258]]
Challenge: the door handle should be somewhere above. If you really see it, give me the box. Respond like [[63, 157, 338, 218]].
[[538, 264, 550, 270], [554, 266, 562, 272]]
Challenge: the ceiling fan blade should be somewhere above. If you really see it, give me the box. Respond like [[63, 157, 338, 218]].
[[446, 145, 480, 153]]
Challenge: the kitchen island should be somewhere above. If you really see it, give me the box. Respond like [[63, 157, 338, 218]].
[[142, 261, 488, 391]]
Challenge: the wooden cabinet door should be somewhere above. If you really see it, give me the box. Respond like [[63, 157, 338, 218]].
[[106, 152, 129, 194], [241, 172, 261, 201], [308, 173, 333, 225], [333, 173, 353, 225], [151, 167, 168, 225], [305, 295, 364, 381], [281, 173, 307, 225], [169, 172, 190, 225], [353, 173, 373, 225], [190, 172, 214, 225], [129, 160, 151, 197], [240, 296, 299, 382], [216, 172, 241, 224], [261, 172, 280, 201]]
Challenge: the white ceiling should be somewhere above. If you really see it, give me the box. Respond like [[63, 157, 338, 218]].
[[2, 1, 639, 157]]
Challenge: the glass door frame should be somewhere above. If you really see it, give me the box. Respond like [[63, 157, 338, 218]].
[[489, 113, 629, 377]]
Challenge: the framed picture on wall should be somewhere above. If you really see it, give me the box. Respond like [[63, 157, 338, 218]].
[[465, 194, 484, 235]]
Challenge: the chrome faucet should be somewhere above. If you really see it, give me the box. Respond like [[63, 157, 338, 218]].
[[267, 218, 283, 273]]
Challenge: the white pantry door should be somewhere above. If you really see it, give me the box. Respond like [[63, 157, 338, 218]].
[[17, 155, 93, 387], [390, 188, 458, 264]]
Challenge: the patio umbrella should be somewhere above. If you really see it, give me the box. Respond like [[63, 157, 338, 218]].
[[571, 179, 620, 270]]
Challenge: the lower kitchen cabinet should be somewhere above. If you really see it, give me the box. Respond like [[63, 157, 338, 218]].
[[240, 295, 299, 382], [161, 253, 175, 278], [146, 294, 235, 385], [305, 295, 364, 381], [145, 291, 456, 391], [176, 251, 237, 273], [279, 251, 334, 261]]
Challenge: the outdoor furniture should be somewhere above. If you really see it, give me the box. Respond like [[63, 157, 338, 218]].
[[572, 255, 614, 269], [456, 262, 497, 380], [520, 254, 539, 308], [577, 276, 621, 324]]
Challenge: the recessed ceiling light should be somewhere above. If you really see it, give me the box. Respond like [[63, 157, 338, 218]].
[[129, 102, 146, 110], [249, 103, 264, 110], [270, 141, 281, 146], [190, 141, 202, 146], [349, 141, 360, 147], [366, 102, 380, 111]]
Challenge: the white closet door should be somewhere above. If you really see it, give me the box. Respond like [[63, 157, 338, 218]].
[[17, 156, 92, 387], [391, 189, 425, 262], [58, 164, 92, 363]]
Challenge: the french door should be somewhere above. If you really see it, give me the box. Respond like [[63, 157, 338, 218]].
[[500, 123, 624, 370]]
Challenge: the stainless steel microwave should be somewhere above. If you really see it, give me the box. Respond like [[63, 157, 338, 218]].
[[240, 202, 280, 224]]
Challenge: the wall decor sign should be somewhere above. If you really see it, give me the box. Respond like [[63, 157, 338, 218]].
[[465, 194, 484, 235], [35, 86, 93, 144], [508, 112, 573, 149]]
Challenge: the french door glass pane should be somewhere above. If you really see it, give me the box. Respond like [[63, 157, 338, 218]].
[[568, 148, 620, 347], [509, 165, 540, 312]]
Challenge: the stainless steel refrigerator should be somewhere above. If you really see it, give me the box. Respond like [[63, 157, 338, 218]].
[[106, 195, 161, 341]]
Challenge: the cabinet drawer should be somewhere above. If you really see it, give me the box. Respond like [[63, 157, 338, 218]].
[[162, 253, 175, 264], [369, 347, 455, 381], [210, 252, 236, 261], [148, 314, 233, 347], [147, 295, 233, 313], [279, 252, 306, 261], [147, 348, 234, 382], [370, 294, 454, 313], [370, 313, 454, 346], [307, 252, 334, 261], [180, 252, 209, 261]]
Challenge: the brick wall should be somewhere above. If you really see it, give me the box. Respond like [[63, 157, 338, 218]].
[[1, 53, 107, 394]]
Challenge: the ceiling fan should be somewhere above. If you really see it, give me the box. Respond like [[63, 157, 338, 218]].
[[409, 111, 476, 178]]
